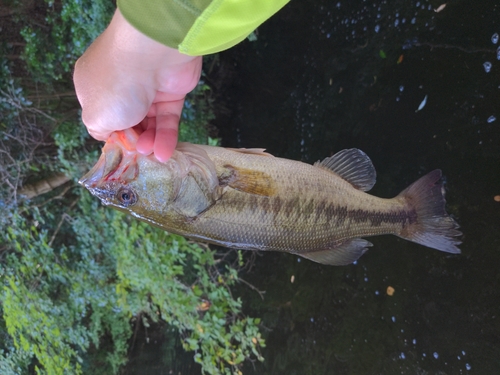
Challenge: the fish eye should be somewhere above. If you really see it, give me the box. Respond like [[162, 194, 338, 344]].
[[116, 187, 137, 207]]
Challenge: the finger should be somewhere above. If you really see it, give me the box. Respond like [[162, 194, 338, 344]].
[[153, 99, 184, 162], [137, 118, 149, 133], [154, 126, 178, 162], [136, 117, 156, 155]]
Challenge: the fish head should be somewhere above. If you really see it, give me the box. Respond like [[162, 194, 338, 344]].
[[79, 128, 186, 221]]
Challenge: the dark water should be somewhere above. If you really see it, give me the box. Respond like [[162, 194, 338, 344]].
[[130, 0, 500, 373]]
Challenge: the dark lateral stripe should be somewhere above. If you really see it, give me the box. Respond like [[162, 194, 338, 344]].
[[272, 196, 283, 215], [232, 193, 418, 229], [284, 197, 300, 217], [316, 201, 417, 227]]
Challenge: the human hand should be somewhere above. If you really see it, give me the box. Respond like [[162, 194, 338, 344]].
[[74, 9, 202, 162]]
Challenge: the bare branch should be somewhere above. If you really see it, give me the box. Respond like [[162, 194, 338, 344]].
[[238, 278, 266, 300]]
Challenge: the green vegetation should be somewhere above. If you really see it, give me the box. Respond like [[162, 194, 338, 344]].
[[0, 1, 263, 374]]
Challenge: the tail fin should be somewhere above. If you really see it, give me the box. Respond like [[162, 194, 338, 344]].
[[397, 169, 461, 253]]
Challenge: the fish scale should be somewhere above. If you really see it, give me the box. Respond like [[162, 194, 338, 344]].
[[192, 147, 407, 245]]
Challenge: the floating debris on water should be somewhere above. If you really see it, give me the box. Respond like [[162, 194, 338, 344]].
[[434, 3, 447, 13], [416, 94, 428, 112], [483, 61, 492, 73], [433, 352, 439, 359], [492, 33, 499, 44], [387, 286, 395, 296], [487, 115, 496, 123], [494, 195, 500, 202], [497, 46, 500, 60]]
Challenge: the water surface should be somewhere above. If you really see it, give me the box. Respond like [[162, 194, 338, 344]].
[[212, 0, 500, 374]]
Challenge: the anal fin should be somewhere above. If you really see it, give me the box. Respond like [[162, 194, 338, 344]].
[[299, 238, 373, 265]]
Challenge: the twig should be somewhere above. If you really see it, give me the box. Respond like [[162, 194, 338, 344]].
[[0, 88, 57, 122], [25, 91, 76, 100], [129, 312, 143, 355], [19, 184, 73, 215], [48, 197, 78, 247], [415, 42, 496, 54], [238, 278, 266, 300]]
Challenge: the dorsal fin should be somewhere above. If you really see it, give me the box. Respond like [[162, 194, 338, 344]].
[[225, 148, 274, 157], [314, 148, 376, 191]]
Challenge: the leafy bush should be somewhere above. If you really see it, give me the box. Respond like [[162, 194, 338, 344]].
[[1, 2, 264, 373], [2, 184, 264, 374], [20, 0, 114, 83]]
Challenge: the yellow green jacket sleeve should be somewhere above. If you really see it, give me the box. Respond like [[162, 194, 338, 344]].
[[117, 0, 289, 56]]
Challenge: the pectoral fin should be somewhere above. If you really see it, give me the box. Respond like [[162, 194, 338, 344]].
[[299, 238, 373, 265], [221, 165, 276, 196]]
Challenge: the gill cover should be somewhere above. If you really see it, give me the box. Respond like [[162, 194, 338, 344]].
[[171, 143, 223, 218]]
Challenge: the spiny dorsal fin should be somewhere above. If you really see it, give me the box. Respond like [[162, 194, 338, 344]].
[[314, 148, 376, 191], [222, 165, 276, 196], [299, 238, 373, 265], [225, 148, 275, 157]]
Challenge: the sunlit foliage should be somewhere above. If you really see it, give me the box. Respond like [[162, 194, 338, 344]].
[[0, 1, 263, 374]]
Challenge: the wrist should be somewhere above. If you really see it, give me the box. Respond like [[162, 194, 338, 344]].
[[110, 9, 198, 68]]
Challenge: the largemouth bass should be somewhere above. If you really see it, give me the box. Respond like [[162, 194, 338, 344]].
[[80, 129, 461, 265]]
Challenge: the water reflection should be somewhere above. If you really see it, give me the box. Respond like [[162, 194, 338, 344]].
[[491, 32, 499, 45]]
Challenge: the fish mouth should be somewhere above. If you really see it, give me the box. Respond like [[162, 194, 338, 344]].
[[79, 155, 106, 188], [83, 184, 117, 204], [79, 144, 123, 188]]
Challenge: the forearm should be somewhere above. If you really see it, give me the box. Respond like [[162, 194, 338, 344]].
[[117, 0, 290, 55]]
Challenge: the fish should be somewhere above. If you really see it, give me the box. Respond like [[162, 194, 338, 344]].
[[79, 128, 461, 266]]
